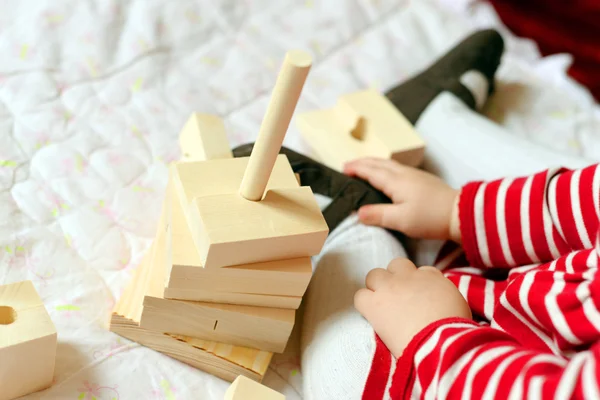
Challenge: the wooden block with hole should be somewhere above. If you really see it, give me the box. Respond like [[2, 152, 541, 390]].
[[297, 89, 426, 172], [172, 156, 328, 269], [139, 207, 295, 353], [110, 249, 272, 382], [164, 167, 312, 306], [0, 281, 57, 400], [179, 113, 233, 162], [171, 50, 328, 269], [225, 375, 285, 400]]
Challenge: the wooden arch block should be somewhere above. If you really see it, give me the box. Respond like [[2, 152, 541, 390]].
[[297, 89, 426, 172], [0, 281, 57, 400]]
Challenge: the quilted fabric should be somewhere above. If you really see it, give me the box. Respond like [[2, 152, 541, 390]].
[[1, 0, 598, 399]]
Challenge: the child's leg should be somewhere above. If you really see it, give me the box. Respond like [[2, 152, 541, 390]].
[[301, 211, 405, 400], [416, 91, 592, 188]]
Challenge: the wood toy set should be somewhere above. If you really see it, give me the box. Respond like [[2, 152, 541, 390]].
[[110, 50, 329, 382], [0, 48, 426, 398]]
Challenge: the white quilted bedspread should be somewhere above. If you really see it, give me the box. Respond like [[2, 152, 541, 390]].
[[1, 0, 598, 399]]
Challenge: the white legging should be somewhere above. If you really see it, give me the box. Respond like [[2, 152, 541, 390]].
[[299, 92, 591, 400]]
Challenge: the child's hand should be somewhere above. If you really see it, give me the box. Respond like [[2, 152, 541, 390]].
[[344, 158, 461, 242], [354, 258, 471, 358]]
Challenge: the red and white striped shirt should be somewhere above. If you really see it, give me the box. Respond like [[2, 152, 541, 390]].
[[363, 164, 600, 399]]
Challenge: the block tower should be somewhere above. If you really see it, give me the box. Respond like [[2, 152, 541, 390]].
[[111, 50, 329, 382]]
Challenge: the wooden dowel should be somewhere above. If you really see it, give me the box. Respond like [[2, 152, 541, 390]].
[[239, 50, 312, 201]]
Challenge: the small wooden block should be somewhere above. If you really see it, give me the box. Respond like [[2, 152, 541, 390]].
[[110, 246, 273, 383], [0, 281, 57, 400], [140, 203, 295, 353], [172, 156, 328, 268], [225, 375, 285, 400], [297, 89, 426, 171], [179, 113, 233, 162], [167, 171, 313, 298]]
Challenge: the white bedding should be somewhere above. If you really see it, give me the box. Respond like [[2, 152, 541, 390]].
[[1, 0, 598, 399]]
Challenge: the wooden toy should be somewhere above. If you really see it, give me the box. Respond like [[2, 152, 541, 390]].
[[139, 205, 295, 353], [173, 50, 328, 269], [0, 281, 57, 400], [179, 113, 232, 162], [225, 375, 285, 400], [111, 49, 326, 381], [297, 89, 426, 172], [110, 248, 273, 383]]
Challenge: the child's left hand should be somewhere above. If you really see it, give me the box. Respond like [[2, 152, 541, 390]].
[[354, 258, 471, 358]]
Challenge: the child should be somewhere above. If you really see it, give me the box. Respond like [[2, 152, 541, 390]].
[[346, 157, 600, 399]]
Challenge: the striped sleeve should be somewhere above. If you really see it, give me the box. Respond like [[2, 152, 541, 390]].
[[390, 319, 600, 400], [458, 164, 600, 268]]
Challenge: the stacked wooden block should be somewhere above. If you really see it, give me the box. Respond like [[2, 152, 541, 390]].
[[110, 50, 328, 382]]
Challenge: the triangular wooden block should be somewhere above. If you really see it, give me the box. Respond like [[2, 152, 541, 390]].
[[179, 113, 233, 162], [297, 89, 425, 171]]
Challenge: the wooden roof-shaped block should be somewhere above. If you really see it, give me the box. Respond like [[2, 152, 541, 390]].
[[225, 375, 285, 400], [297, 89, 426, 171]]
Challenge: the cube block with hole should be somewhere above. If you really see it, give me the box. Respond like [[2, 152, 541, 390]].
[[0, 281, 57, 400], [297, 89, 426, 172]]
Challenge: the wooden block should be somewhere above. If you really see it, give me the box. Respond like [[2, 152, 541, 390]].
[[179, 113, 233, 162], [110, 249, 273, 383], [0, 281, 57, 400], [297, 89, 426, 172], [167, 173, 313, 299], [142, 206, 295, 353], [225, 375, 285, 400], [172, 156, 328, 269], [188, 187, 327, 268], [163, 287, 302, 309]]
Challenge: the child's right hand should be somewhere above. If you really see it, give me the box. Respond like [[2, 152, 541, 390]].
[[344, 158, 461, 242]]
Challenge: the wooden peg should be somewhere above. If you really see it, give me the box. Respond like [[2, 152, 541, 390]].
[[239, 50, 312, 201]]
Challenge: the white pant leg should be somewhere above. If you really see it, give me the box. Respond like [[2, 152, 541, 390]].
[[416, 92, 592, 188], [301, 214, 406, 400]]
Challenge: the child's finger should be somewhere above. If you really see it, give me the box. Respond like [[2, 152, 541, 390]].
[[358, 204, 404, 230], [353, 288, 373, 316], [344, 157, 406, 175], [387, 258, 417, 275], [343, 162, 397, 194], [365, 268, 391, 291]]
